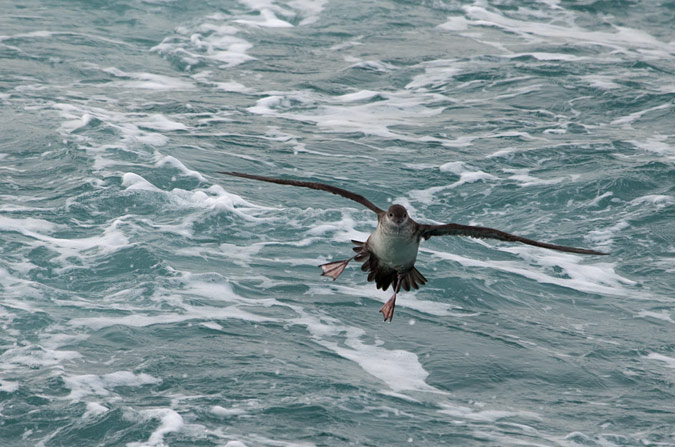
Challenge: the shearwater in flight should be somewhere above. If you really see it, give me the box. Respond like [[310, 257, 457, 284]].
[[221, 171, 607, 322]]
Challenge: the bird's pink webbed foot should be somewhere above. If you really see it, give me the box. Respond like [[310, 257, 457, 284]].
[[379, 295, 397, 322], [319, 258, 353, 280], [379, 273, 403, 322]]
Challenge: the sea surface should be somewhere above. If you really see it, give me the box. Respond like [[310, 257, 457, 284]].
[[1, 0, 674, 446]]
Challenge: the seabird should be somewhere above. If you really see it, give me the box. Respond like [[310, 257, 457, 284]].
[[220, 171, 607, 322]]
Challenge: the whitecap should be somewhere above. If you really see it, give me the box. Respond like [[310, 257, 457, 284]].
[[462, 6, 674, 55], [288, 0, 328, 25], [224, 442, 249, 447], [585, 220, 629, 249], [136, 114, 187, 131], [503, 168, 565, 187], [211, 405, 248, 417], [424, 247, 635, 298], [247, 89, 444, 140], [438, 402, 540, 422], [405, 59, 461, 90], [122, 172, 163, 192], [1, 345, 82, 369], [83, 402, 110, 418], [611, 103, 672, 126], [102, 67, 194, 90], [0, 215, 63, 234], [409, 162, 497, 204], [313, 283, 469, 318], [628, 137, 675, 160], [235, 8, 293, 28], [292, 312, 440, 394], [68, 304, 277, 330], [345, 57, 397, 72], [581, 75, 622, 90], [645, 353, 675, 369], [154, 154, 206, 181], [637, 310, 674, 324], [63, 371, 162, 401], [437, 16, 470, 32], [629, 194, 675, 207], [0, 380, 20, 393], [126, 408, 184, 447], [53, 102, 171, 150], [152, 18, 255, 68]]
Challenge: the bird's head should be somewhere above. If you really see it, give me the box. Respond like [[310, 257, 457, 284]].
[[385, 204, 409, 227]]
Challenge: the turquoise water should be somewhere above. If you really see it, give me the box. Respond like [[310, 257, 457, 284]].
[[1, 0, 674, 445]]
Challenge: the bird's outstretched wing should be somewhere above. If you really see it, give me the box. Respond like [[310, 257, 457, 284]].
[[418, 223, 607, 255], [219, 171, 384, 215]]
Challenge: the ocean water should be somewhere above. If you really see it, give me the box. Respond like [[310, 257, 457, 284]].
[[1, 0, 674, 445]]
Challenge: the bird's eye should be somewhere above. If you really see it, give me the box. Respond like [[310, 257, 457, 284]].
[[389, 213, 393, 217]]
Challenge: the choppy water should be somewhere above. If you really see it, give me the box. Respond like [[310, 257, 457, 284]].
[[1, 0, 674, 446]]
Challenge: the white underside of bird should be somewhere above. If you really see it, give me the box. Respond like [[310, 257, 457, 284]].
[[367, 224, 418, 272]]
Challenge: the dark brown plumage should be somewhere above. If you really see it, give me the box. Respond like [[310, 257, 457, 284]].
[[220, 171, 607, 321]]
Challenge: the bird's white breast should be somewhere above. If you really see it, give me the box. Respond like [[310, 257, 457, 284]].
[[367, 225, 419, 271]]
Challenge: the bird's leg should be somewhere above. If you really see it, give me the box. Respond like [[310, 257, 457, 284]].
[[319, 256, 355, 281], [380, 273, 403, 322]]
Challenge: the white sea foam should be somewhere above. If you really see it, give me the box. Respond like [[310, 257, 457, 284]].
[[213, 81, 253, 93], [69, 273, 289, 330], [305, 215, 371, 242], [461, 6, 675, 55], [1, 345, 82, 369], [581, 75, 622, 90], [313, 283, 472, 319], [645, 353, 675, 369], [345, 57, 397, 72], [0, 267, 45, 305], [438, 402, 540, 422], [0, 380, 20, 392], [292, 313, 439, 394], [235, 8, 293, 28], [424, 247, 635, 297], [121, 172, 273, 222], [0, 216, 63, 234], [409, 162, 497, 204], [40, 218, 130, 268], [127, 408, 185, 447], [102, 67, 194, 90], [155, 154, 206, 181], [152, 17, 255, 68], [507, 52, 584, 61], [611, 103, 672, 126], [122, 172, 163, 192], [328, 337, 437, 393], [136, 114, 187, 131], [405, 59, 461, 90], [637, 310, 674, 324], [83, 402, 110, 418], [588, 191, 613, 208], [288, 0, 328, 25], [63, 371, 162, 401], [211, 405, 248, 417], [54, 102, 171, 149], [248, 89, 444, 139], [69, 303, 277, 330], [223, 442, 249, 447], [628, 137, 675, 160], [503, 168, 565, 187], [585, 220, 629, 249], [437, 16, 470, 32]]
